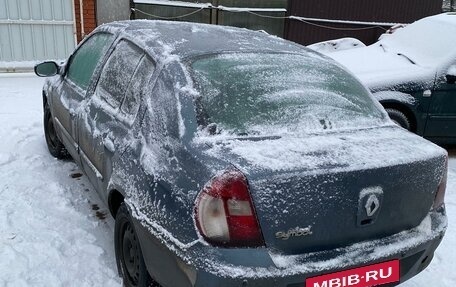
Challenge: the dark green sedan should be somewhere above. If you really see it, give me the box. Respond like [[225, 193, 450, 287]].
[[330, 13, 456, 145]]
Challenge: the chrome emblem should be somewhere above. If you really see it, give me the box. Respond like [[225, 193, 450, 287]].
[[365, 194, 380, 217], [275, 226, 313, 240]]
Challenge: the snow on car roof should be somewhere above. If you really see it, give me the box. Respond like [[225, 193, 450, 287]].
[[96, 20, 318, 62]]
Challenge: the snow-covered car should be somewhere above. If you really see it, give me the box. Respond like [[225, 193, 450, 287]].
[[307, 37, 366, 53], [34, 21, 448, 287], [329, 13, 456, 145]]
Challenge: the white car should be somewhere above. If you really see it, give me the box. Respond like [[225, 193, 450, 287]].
[[326, 13, 456, 144]]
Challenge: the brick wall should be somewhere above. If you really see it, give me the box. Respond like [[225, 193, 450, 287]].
[[74, 0, 97, 42]]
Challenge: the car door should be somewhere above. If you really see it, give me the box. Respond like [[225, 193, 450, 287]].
[[51, 32, 115, 161], [424, 72, 456, 139], [77, 40, 155, 198]]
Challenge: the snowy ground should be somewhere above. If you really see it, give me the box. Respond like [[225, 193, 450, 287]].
[[0, 73, 454, 286], [0, 74, 121, 287]]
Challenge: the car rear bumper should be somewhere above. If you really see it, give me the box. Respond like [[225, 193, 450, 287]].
[[132, 207, 447, 287]]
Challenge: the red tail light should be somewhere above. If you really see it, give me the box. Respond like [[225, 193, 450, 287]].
[[433, 156, 448, 210], [194, 170, 264, 247]]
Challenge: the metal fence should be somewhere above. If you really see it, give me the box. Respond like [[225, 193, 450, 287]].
[[132, 0, 444, 46], [285, 0, 443, 45], [132, 0, 287, 37], [0, 0, 75, 67]]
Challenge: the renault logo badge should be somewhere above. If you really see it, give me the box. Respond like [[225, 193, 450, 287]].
[[365, 194, 380, 217], [357, 187, 383, 227]]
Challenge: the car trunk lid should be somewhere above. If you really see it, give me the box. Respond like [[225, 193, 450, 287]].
[[196, 125, 447, 254]]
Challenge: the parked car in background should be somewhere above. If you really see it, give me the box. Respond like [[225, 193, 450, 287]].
[[327, 13, 456, 145], [307, 37, 366, 54], [35, 20, 448, 287]]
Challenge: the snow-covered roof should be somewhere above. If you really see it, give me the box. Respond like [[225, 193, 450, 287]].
[[96, 20, 313, 62]]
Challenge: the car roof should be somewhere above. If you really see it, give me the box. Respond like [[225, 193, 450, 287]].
[[424, 12, 456, 26], [95, 20, 317, 62]]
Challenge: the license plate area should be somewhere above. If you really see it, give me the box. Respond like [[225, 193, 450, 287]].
[[306, 260, 400, 287]]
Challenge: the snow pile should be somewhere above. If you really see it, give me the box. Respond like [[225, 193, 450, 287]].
[[308, 38, 366, 54]]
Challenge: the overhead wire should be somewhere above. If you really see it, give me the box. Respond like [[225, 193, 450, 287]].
[[132, 6, 393, 32], [131, 7, 206, 20]]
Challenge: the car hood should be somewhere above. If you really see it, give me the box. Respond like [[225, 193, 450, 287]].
[[328, 44, 435, 91]]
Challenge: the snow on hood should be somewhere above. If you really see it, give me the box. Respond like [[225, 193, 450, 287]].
[[328, 44, 434, 90], [328, 13, 456, 90], [307, 37, 366, 53], [195, 125, 445, 175]]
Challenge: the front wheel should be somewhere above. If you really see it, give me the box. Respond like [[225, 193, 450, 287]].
[[115, 203, 157, 287], [44, 104, 69, 159], [385, 108, 411, 131]]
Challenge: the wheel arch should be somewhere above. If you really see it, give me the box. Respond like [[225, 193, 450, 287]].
[[108, 189, 125, 218], [372, 91, 418, 131], [380, 101, 417, 132]]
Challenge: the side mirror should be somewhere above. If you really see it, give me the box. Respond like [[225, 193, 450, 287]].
[[34, 61, 59, 77]]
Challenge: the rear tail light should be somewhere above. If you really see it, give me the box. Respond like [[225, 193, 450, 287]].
[[433, 155, 448, 210], [194, 170, 264, 247]]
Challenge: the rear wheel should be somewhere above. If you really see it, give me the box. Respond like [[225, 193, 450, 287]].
[[44, 104, 69, 159], [115, 203, 157, 287], [385, 108, 411, 130]]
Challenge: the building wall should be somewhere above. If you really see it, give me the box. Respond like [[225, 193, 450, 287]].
[[97, 0, 131, 25], [74, 0, 97, 42], [285, 0, 443, 45]]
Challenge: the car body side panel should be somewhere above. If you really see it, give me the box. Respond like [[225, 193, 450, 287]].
[[424, 79, 456, 138], [50, 78, 84, 161]]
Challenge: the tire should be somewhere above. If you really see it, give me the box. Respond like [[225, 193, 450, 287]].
[[115, 203, 157, 287], [44, 104, 70, 159], [385, 108, 411, 130]]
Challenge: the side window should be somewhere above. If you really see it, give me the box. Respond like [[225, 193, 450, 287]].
[[120, 56, 156, 120], [96, 40, 144, 109], [67, 33, 114, 91]]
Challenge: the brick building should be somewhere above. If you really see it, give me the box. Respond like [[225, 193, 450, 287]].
[[74, 0, 97, 42], [73, 0, 130, 43]]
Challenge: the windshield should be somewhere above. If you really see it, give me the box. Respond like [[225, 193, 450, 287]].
[[191, 53, 386, 136], [380, 16, 456, 67]]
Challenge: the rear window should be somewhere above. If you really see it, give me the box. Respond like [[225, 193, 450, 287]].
[[191, 53, 386, 136]]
